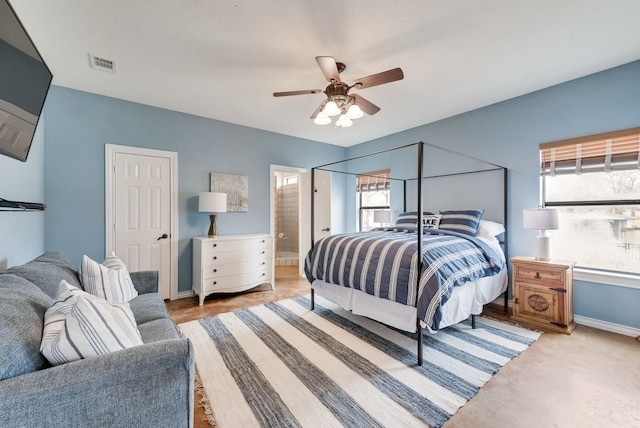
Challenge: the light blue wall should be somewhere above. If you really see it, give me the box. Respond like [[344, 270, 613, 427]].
[[2, 60, 638, 330], [43, 86, 346, 292], [346, 60, 640, 329], [0, 112, 45, 270]]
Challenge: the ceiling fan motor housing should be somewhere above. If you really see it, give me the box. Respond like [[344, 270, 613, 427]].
[[325, 82, 350, 104]]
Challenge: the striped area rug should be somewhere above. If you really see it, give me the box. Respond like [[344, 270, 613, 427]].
[[179, 295, 540, 428]]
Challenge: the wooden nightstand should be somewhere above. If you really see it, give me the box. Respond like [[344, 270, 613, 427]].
[[510, 256, 576, 334]]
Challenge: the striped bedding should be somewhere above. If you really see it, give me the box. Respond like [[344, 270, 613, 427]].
[[304, 226, 505, 331]]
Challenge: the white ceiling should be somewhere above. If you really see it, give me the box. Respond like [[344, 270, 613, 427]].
[[9, 0, 640, 147]]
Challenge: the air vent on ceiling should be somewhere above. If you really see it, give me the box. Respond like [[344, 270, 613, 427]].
[[88, 54, 116, 73]]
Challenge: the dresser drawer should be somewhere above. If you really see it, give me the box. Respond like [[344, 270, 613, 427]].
[[201, 259, 271, 280], [200, 237, 271, 254], [513, 264, 565, 288], [202, 269, 272, 293], [201, 248, 273, 267]]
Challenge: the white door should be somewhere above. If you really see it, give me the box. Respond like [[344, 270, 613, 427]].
[[106, 146, 177, 299], [299, 170, 332, 275]]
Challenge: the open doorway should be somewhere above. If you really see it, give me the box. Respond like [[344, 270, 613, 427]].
[[270, 165, 306, 280]]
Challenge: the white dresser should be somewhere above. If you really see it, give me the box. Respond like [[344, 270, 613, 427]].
[[192, 234, 274, 306]]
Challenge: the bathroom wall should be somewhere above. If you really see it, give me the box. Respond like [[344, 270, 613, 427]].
[[274, 171, 299, 265]]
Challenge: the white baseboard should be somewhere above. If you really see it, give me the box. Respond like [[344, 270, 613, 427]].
[[489, 297, 639, 338], [574, 315, 640, 338], [175, 290, 195, 300]]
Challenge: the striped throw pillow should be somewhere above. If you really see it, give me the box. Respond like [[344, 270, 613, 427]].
[[40, 280, 142, 366], [80, 254, 138, 303], [438, 209, 485, 236]]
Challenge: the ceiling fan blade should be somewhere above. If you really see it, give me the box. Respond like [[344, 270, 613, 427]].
[[352, 67, 404, 89], [315, 56, 341, 83], [273, 89, 323, 97], [352, 94, 381, 115]]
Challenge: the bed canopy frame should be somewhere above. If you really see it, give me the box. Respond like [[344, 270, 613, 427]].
[[308, 141, 509, 366]]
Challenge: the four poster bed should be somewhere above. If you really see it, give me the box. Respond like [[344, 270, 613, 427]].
[[304, 142, 509, 366]]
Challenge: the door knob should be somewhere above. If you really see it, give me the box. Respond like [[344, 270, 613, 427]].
[[322, 227, 330, 232], [157, 233, 169, 240]]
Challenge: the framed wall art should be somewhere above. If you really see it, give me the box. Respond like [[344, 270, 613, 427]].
[[210, 172, 248, 212]]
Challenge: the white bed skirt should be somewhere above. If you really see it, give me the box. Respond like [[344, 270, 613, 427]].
[[311, 268, 508, 333]]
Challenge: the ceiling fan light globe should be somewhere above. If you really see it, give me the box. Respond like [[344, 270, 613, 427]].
[[323, 101, 341, 117], [346, 104, 364, 119], [313, 113, 331, 125], [336, 114, 353, 128]]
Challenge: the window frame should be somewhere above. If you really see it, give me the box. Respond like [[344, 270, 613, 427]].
[[540, 127, 640, 285], [356, 170, 390, 232]]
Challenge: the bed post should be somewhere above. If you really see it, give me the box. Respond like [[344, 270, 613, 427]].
[[417, 319, 423, 365], [503, 167, 509, 314], [311, 167, 316, 311], [416, 142, 424, 366]]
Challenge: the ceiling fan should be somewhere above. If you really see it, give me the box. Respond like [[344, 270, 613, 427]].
[[273, 56, 404, 128]]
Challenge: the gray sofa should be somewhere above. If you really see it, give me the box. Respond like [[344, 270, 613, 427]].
[[0, 252, 195, 428]]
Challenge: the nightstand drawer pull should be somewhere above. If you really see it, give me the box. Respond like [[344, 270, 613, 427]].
[[534, 272, 541, 279]]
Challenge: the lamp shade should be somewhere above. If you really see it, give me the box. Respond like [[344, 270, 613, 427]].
[[523, 208, 559, 230], [373, 210, 390, 223], [199, 192, 227, 213]]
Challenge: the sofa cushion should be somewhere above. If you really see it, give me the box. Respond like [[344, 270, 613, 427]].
[[137, 318, 180, 343], [80, 254, 138, 303], [0, 274, 53, 380], [41, 280, 143, 366], [128, 292, 171, 325], [6, 252, 82, 299]]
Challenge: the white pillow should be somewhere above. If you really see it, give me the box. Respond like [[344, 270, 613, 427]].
[[80, 254, 138, 303], [40, 280, 142, 366], [422, 214, 442, 229], [476, 220, 505, 238]]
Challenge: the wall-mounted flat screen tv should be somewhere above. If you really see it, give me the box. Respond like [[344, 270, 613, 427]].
[[0, 0, 52, 162]]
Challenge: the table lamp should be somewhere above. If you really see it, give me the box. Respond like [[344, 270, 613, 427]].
[[373, 210, 391, 225], [523, 207, 559, 261], [199, 192, 227, 237]]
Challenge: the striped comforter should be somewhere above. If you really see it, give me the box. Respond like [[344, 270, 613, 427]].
[[304, 227, 505, 330]]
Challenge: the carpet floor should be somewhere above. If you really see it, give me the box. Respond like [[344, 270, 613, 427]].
[[179, 295, 540, 428]]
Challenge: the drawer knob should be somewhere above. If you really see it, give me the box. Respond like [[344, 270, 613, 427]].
[[534, 272, 541, 279], [213, 269, 217, 273], [261, 239, 265, 243], [213, 281, 217, 285], [261, 262, 265, 266], [261, 251, 265, 254], [213, 243, 217, 247], [213, 256, 217, 260]]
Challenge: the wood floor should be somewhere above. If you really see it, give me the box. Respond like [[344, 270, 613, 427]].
[[166, 266, 640, 428]]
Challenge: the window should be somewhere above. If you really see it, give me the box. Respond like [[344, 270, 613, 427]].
[[541, 128, 640, 274], [356, 170, 390, 231]]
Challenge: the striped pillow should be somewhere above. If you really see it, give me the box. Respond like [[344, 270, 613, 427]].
[[439, 210, 485, 236], [40, 280, 142, 366], [395, 211, 435, 226], [80, 254, 138, 303]]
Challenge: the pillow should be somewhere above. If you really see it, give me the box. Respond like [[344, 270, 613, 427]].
[[477, 220, 505, 238], [0, 275, 53, 380], [80, 254, 138, 303], [422, 214, 442, 229], [395, 211, 435, 226], [438, 209, 485, 236], [40, 280, 142, 366]]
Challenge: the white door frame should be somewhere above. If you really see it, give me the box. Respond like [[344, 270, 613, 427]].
[[105, 144, 179, 300], [270, 164, 306, 274]]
